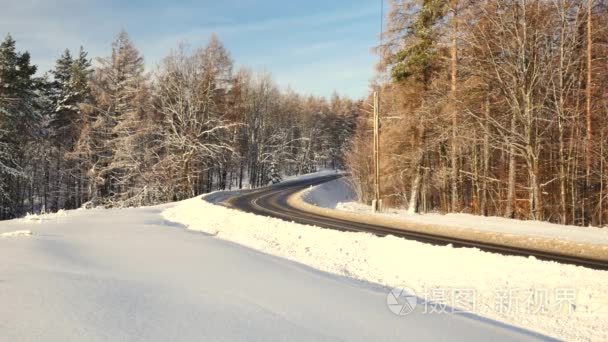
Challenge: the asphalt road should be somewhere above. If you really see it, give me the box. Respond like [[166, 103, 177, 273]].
[[224, 174, 608, 271]]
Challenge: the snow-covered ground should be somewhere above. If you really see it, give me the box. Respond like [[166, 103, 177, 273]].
[[302, 178, 608, 247], [0, 230, 32, 238], [0, 199, 543, 341], [2, 172, 606, 341], [160, 179, 608, 341]]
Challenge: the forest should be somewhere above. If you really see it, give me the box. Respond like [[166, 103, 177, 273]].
[[347, 0, 608, 226], [0, 31, 359, 219], [3, 0, 608, 228]]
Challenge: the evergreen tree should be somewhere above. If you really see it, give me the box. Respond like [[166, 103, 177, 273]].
[[46, 47, 93, 209], [66, 47, 93, 208], [50, 49, 73, 113], [70, 47, 93, 107], [0, 34, 39, 217], [268, 161, 282, 184], [45, 49, 74, 210], [390, 0, 448, 84], [46, 47, 93, 146]]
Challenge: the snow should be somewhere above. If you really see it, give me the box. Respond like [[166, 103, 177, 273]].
[[21, 209, 69, 222], [0, 230, 32, 237], [302, 178, 608, 247], [0, 202, 542, 341], [1, 171, 605, 341], [300, 176, 357, 208], [163, 189, 608, 341]]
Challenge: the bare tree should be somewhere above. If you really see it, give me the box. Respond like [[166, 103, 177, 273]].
[[154, 39, 236, 198]]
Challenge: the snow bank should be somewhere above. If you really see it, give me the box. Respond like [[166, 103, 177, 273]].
[[296, 179, 608, 262], [301, 177, 357, 208], [0, 230, 32, 238], [21, 209, 69, 223], [0, 201, 545, 341], [336, 201, 608, 246], [163, 195, 608, 341]]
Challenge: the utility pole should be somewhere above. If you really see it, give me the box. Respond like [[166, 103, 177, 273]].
[[372, 91, 382, 212], [450, 0, 459, 213], [371, 0, 384, 213]]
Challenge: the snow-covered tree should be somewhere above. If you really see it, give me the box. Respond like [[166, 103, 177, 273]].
[[0, 34, 39, 218], [153, 36, 236, 199], [82, 30, 152, 207], [268, 161, 282, 184], [0, 31, 359, 220]]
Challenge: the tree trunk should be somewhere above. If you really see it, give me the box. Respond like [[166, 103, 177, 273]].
[[408, 166, 421, 214], [505, 115, 517, 218], [586, 0, 593, 177], [481, 96, 490, 216]]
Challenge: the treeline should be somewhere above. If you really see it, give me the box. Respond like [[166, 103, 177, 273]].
[[348, 0, 608, 226], [0, 31, 359, 219]]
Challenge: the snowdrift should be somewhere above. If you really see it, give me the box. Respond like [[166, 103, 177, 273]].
[[164, 189, 608, 341], [293, 178, 608, 262]]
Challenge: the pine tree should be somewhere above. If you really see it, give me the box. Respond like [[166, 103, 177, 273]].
[[51, 49, 73, 114], [0, 34, 39, 217], [45, 49, 75, 211], [62, 47, 92, 208], [70, 47, 93, 108], [390, 0, 448, 84], [268, 161, 282, 184], [39, 46, 94, 211]]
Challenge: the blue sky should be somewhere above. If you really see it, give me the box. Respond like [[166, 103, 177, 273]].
[[0, 0, 382, 99]]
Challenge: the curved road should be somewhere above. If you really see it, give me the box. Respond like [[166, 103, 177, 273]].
[[224, 174, 608, 271]]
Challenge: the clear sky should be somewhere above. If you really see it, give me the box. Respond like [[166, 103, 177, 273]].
[[0, 0, 383, 99]]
